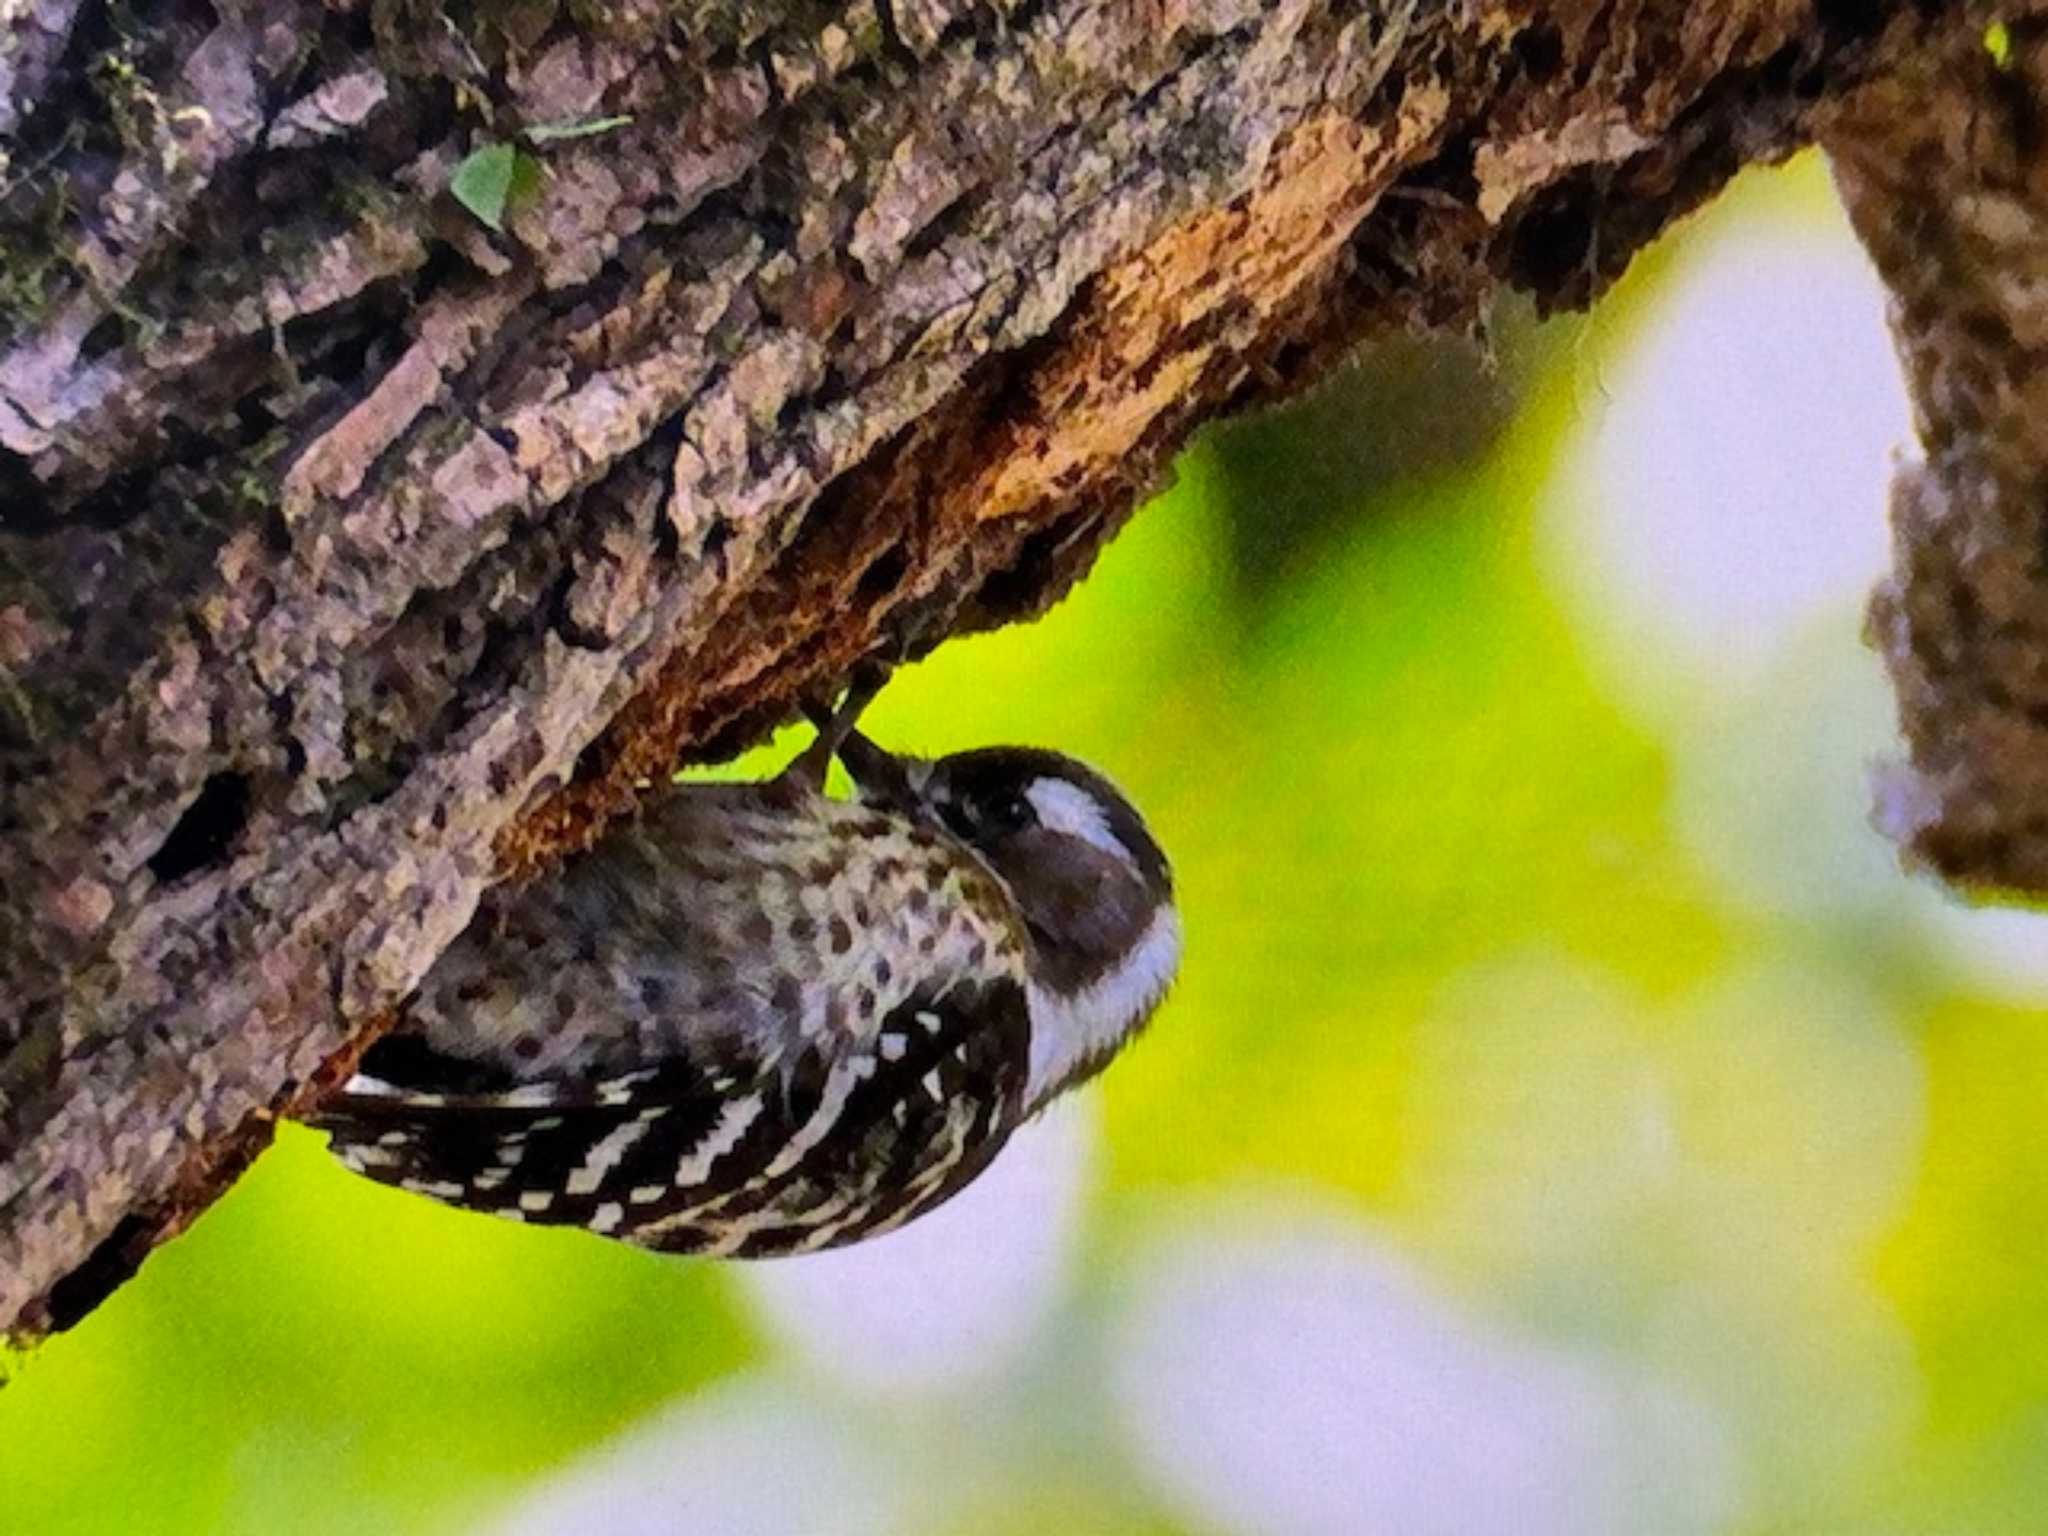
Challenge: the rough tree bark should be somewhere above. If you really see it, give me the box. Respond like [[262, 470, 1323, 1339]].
[[1828, 22, 2048, 893], [0, 1, 2031, 1337]]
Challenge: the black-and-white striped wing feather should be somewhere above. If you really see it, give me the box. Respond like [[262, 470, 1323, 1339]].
[[316, 976, 1033, 1257]]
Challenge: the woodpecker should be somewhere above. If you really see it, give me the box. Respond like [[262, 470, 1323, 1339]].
[[311, 678, 1180, 1257]]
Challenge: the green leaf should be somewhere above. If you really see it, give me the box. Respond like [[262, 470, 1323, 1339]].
[[522, 114, 634, 144], [506, 148, 545, 212], [450, 141, 516, 230]]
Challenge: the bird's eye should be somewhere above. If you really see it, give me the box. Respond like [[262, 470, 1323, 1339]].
[[937, 789, 1033, 843], [986, 793, 1034, 833]]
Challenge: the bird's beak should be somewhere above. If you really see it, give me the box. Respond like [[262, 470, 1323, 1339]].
[[839, 729, 929, 815]]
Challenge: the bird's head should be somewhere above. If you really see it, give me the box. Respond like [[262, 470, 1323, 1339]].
[[838, 733, 1180, 1107]]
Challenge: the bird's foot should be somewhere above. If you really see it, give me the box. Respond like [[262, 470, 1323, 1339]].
[[783, 660, 893, 791]]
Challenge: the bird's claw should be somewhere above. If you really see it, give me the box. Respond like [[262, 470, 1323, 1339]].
[[786, 660, 894, 790]]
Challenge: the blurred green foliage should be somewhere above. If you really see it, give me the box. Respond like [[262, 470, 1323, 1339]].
[[7, 153, 2048, 1535]]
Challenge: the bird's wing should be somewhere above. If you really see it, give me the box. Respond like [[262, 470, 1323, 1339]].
[[311, 973, 1033, 1257]]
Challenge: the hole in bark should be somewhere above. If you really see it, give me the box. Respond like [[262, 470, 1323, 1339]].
[[972, 515, 1084, 622], [287, 305, 385, 387], [147, 770, 253, 882], [78, 310, 129, 362], [1406, 132, 1479, 203], [571, 732, 614, 788], [1504, 171, 1601, 304], [1811, 0, 1894, 43], [280, 264, 435, 388], [0, 448, 56, 530], [234, 394, 276, 438], [902, 194, 971, 261], [1512, 24, 1565, 83], [261, 505, 292, 555], [857, 543, 909, 602], [1991, 66, 2043, 163]]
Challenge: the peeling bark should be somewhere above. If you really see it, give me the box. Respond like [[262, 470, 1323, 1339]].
[[0, 1, 2003, 1335]]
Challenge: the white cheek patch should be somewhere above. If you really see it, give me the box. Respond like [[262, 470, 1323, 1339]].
[[1025, 903, 1183, 1106], [1024, 777, 1131, 863]]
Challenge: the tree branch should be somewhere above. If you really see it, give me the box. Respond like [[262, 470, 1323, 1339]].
[[0, 0, 1998, 1334], [1828, 18, 2048, 892]]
